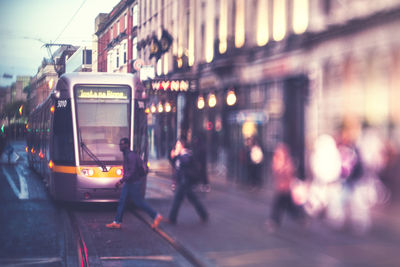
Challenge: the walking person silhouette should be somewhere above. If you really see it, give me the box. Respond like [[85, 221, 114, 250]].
[[106, 138, 163, 229], [168, 139, 208, 224]]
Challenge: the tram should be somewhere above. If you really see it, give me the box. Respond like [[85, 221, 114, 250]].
[[26, 72, 148, 202]]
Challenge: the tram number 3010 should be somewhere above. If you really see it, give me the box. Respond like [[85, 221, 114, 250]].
[[57, 100, 67, 108]]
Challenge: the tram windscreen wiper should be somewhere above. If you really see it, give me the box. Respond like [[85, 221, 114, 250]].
[[80, 141, 108, 172]]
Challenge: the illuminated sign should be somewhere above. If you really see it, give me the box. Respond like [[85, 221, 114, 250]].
[[76, 87, 129, 99], [151, 80, 190, 92]]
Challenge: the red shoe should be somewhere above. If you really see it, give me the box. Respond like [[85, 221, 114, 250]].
[[106, 221, 121, 229], [152, 214, 163, 229]]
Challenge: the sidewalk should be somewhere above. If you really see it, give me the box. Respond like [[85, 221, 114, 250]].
[[147, 158, 400, 267]]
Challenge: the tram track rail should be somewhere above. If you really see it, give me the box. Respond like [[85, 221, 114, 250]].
[[63, 205, 204, 267], [66, 209, 89, 267]]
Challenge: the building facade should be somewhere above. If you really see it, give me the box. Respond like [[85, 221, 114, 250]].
[[96, 0, 400, 184], [29, 59, 58, 110], [95, 0, 137, 74]]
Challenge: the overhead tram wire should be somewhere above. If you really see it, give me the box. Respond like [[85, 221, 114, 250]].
[[52, 0, 88, 44]]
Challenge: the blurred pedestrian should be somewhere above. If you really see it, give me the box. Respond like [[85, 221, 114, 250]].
[[4, 141, 14, 164], [192, 133, 211, 192], [241, 136, 264, 190], [168, 139, 208, 224], [106, 137, 163, 229], [266, 142, 305, 231], [306, 134, 342, 218]]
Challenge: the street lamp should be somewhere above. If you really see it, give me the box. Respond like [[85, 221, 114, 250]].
[[150, 104, 156, 113], [158, 102, 164, 113], [208, 93, 217, 108], [197, 96, 205, 110], [226, 90, 237, 106], [165, 102, 171, 112]]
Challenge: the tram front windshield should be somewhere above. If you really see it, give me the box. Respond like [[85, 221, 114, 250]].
[[75, 86, 131, 163]]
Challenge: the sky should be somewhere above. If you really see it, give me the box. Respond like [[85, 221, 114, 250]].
[[0, 0, 121, 86]]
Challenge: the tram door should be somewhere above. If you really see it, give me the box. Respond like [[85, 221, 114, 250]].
[[282, 75, 308, 179]]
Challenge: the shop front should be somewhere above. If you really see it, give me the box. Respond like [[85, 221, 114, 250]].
[[193, 72, 308, 186], [146, 79, 196, 160]]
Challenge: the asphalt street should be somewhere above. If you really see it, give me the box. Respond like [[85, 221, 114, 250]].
[[1, 140, 399, 267]]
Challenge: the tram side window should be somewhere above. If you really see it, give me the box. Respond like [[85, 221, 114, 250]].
[[53, 100, 75, 165]]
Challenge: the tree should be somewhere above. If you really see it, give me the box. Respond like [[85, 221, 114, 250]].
[[1, 100, 27, 122]]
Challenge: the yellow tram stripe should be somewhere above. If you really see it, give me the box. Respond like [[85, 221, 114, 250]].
[[52, 164, 123, 178], [52, 165, 79, 174]]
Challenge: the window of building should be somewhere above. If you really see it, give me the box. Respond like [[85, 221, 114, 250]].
[[235, 0, 245, 48], [273, 0, 287, 41], [323, 0, 332, 15], [219, 0, 228, 54], [110, 26, 113, 40], [132, 37, 138, 60], [257, 0, 269, 46], [123, 42, 127, 64], [124, 13, 127, 30], [293, 0, 309, 34], [107, 51, 113, 73], [116, 48, 120, 68], [117, 20, 120, 35], [132, 4, 138, 27], [201, 23, 205, 61]]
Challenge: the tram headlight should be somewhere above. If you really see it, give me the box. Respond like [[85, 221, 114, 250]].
[[81, 168, 95, 177], [116, 168, 123, 176]]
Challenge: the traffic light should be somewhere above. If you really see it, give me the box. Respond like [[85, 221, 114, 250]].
[[1, 124, 4, 133], [19, 105, 23, 115]]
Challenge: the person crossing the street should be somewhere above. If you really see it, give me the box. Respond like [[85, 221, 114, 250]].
[[168, 138, 209, 224], [106, 138, 163, 229]]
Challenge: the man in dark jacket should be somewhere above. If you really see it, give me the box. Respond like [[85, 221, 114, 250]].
[[106, 138, 163, 229], [168, 139, 208, 224]]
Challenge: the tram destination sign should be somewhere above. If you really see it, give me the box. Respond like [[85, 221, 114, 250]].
[[76, 87, 128, 100]]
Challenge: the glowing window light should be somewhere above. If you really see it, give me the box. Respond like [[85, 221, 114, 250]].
[[157, 59, 162, 76], [293, 0, 309, 35], [226, 90, 237, 106], [177, 57, 183, 68], [197, 96, 205, 110], [188, 3, 195, 66], [208, 93, 217, 108], [242, 121, 257, 138], [205, 0, 214, 63], [257, 0, 269, 46], [163, 53, 169, 75], [235, 0, 245, 48], [219, 0, 228, 54], [165, 102, 172, 112], [273, 0, 287, 41], [48, 79, 54, 89]]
